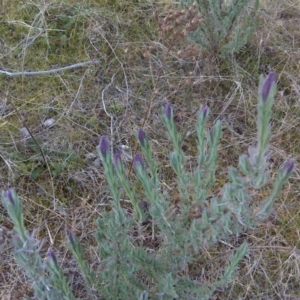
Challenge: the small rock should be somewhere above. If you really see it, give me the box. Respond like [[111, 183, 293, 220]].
[[92, 158, 101, 167], [43, 118, 56, 128], [85, 152, 97, 160], [19, 127, 30, 138]]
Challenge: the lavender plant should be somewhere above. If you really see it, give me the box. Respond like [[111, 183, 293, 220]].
[[2, 73, 295, 299], [2, 190, 75, 300]]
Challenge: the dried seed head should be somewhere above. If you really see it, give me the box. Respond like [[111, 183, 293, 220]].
[[184, 78, 192, 85], [142, 50, 150, 60]]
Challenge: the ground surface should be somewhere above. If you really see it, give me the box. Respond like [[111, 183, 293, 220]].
[[0, 0, 300, 299]]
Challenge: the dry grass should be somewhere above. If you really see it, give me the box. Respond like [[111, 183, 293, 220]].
[[0, 0, 300, 299]]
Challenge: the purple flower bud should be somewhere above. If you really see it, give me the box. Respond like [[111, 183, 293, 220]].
[[141, 291, 147, 300], [283, 160, 295, 176], [201, 106, 209, 119], [114, 150, 122, 168], [68, 231, 75, 246], [99, 136, 109, 158], [48, 250, 58, 265], [134, 153, 144, 170], [261, 72, 276, 103], [6, 189, 15, 206], [138, 129, 147, 147], [164, 103, 172, 121]]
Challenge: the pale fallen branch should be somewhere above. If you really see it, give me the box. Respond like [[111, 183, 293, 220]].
[[0, 60, 100, 77]]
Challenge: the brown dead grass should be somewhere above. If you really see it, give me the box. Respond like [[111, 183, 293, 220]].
[[0, 0, 300, 299]]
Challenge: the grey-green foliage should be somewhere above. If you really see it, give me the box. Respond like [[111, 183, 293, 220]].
[[2, 190, 76, 300], [2, 73, 295, 299], [181, 0, 259, 58]]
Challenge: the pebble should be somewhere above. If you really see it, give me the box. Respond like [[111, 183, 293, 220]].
[[43, 118, 56, 128]]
